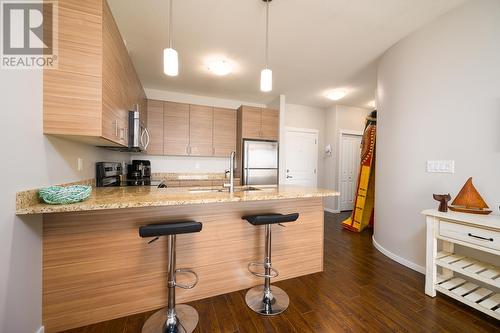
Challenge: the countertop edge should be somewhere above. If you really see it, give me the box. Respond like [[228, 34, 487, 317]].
[[16, 191, 340, 215]]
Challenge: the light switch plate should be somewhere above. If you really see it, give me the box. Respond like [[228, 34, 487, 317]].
[[77, 158, 84, 172], [426, 160, 454, 173]]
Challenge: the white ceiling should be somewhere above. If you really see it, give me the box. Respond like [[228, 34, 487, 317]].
[[108, 0, 466, 108]]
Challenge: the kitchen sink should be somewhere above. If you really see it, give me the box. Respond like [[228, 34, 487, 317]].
[[188, 187, 262, 193]]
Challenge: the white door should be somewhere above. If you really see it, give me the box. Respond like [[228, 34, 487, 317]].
[[284, 129, 318, 187], [339, 134, 362, 211]]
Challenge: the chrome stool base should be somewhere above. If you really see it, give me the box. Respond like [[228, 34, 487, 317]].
[[245, 285, 289, 316], [141, 304, 199, 333]]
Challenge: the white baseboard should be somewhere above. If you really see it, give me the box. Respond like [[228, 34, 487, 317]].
[[372, 236, 426, 274], [324, 208, 340, 214], [36, 326, 45, 333]]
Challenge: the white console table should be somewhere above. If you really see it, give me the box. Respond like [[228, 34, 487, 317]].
[[423, 209, 500, 320]]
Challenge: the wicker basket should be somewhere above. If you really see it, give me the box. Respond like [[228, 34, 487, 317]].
[[39, 185, 92, 205]]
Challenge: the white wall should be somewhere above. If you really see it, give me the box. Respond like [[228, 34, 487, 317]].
[[324, 105, 369, 211], [0, 73, 129, 333], [136, 88, 267, 173], [375, 0, 500, 271]]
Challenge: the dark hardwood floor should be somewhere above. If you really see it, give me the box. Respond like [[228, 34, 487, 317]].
[[62, 212, 498, 333]]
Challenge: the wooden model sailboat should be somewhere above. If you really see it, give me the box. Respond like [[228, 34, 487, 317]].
[[448, 177, 492, 215]]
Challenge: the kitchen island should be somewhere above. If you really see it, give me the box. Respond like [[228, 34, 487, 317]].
[[17, 185, 338, 332]]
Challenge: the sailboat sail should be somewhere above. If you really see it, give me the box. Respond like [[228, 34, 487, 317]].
[[450, 177, 489, 209]]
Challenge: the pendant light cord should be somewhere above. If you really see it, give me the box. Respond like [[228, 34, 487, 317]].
[[265, 0, 270, 69], [169, 0, 173, 48]]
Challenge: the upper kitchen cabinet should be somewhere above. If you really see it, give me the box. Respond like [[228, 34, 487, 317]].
[[163, 102, 190, 156], [189, 105, 214, 156], [261, 108, 280, 141], [213, 107, 237, 157], [146, 100, 164, 155], [238, 106, 279, 141], [239, 106, 262, 139], [146, 100, 237, 157], [43, 0, 146, 147]]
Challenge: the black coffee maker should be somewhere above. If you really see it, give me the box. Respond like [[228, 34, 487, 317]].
[[127, 160, 152, 186]]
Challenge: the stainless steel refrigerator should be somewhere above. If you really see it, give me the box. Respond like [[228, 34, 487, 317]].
[[242, 140, 279, 185]]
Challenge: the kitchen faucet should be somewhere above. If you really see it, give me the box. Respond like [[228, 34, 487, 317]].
[[224, 151, 236, 193]]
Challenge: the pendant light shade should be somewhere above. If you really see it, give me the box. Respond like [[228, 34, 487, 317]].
[[164, 0, 178, 76], [260, 68, 272, 92], [163, 48, 178, 76], [260, 0, 273, 92]]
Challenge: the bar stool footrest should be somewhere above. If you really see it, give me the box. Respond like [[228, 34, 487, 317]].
[[175, 268, 199, 289], [247, 261, 279, 278]]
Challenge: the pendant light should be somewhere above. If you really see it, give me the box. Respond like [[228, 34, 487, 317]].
[[260, 0, 272, 92], [164, 0, 178, 76]]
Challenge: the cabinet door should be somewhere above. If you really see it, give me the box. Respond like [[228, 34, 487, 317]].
[[146, 100, 164, 155], [213, 108, 236, 157], [164, 102, 190, 156], [102, 1, 128, 146], [261, 108, 279, 140], [189, 105, 214, 156], [241, 106, 262, 139]]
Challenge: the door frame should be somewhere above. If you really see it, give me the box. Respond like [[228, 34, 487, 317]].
[[337, 129, 364, 211], [284, 127, 319, 186]]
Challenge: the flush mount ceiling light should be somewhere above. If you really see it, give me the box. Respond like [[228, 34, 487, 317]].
[[326, 89, 348, 101], [260, 0, 273, 92], [163, 0, 178, 76], [207, 59, 233, 76]]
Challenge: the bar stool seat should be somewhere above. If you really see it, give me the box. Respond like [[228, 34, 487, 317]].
[[139, 221, 202, 333], [242, 213, 299, 316], [242, 213, 299, 226], [139, 221, 202, 237]]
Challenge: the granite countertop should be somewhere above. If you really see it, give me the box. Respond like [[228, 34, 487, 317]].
[[16, 185, 339, 215]]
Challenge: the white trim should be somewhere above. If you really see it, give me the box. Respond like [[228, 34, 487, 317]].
[[36, 326, 45, 333], [337, 130, 364, 211], [324, 207, 340, 214], [284, 126, 319, 134], [372, 236, 426, 274]]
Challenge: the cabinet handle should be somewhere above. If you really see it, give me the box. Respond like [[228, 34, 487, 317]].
[[467, 233, 493, 242], [114, 121, 118, 137]]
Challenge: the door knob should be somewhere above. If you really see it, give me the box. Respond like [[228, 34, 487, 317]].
[[286, 175, 293, 179]]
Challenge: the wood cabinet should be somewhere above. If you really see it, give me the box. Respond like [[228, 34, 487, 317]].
[[261, 108, 280, 140], [43, 0, 146, 147], [238, 106, 279, 141], [146, 100, 237, 157], [240, 106, 262, 139], [146, 100, 164, 155], [189, 105, 214, 156], [213, 108, 237, 157]]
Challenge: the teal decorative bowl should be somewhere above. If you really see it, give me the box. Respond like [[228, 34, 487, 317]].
[[39, 185, 92, 205]]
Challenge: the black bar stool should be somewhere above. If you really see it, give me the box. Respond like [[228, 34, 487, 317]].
[[139, 221, 202, 333], [242, 213, 299, 315]]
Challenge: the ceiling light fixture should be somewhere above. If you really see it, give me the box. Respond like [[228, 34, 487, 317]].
[[260, 0, 273, 92], [163, 0, 178, 76], [326, 89, 348, 101], [207, 59, 233, 76]]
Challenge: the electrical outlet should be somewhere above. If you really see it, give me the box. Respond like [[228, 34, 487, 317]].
[[77, 158, 84, 171]]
